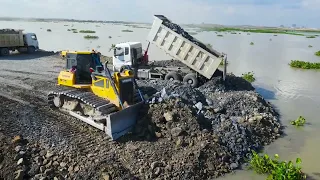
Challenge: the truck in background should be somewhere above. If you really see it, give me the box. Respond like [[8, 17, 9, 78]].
[[112, 15, 227, 87], [0, 29, 39, 56]]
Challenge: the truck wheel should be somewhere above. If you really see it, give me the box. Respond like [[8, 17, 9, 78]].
[[165, 72, 182, 81], [27, 46, 35, 54], [183, 73, 198, 88], [0, 48, 9, 56]]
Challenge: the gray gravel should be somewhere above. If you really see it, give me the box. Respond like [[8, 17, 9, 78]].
[[0, 52, 282, 179]]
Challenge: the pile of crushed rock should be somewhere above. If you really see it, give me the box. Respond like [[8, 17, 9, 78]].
[[0, 67, 282, 179], [128, 73, 282, 179]]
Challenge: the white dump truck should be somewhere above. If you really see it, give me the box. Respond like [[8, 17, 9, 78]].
[[0, 29, 39, 56], [112, 15, 227, 87]]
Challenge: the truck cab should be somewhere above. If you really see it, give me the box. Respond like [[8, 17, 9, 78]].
[[112, 42, 144, 72], [23, 33, 39, 50]]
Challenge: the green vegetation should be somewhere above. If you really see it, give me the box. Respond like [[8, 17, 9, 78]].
[[242, 72, 255, 83], [200, 27, 305, 36], [47, 29, 51, 32], [290, 116, 306, 126], [109, 44, 116, 52], [84, 35, 99, 39], [73, 31, 78, 33], [308, 45, 313, 48], [289, 60, 320, 69], [250, 42, 254, 45], [249, 151, 306, 180], [124, 24, 151, 29], [315, 51, 320, 56], [122, 29, 134, 32], [217, 34, 223, 37], [79, 30, 96, 33], [306, 35, 316, 38], [220, 60, 228, 66], [188, 32, 198, 35]]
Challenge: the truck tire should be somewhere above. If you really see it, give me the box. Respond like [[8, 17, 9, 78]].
[[165, 72, 182, 81], [183, 73, 198, 88], [27, 46, 35, 54], [0, 48, 9, 56]]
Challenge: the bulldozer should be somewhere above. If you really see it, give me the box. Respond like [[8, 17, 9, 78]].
[[47, 51, 145, 140]]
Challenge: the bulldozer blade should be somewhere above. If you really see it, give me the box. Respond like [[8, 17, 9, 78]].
[[105, 101, 144, 140]]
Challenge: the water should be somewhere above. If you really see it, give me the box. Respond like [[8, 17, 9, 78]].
[[1, 20, 320, 179]]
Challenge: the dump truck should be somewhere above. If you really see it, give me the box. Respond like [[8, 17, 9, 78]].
[[48, 51, 145, 140], [112, 15, 227, 87], [0, 29, 39, 56]]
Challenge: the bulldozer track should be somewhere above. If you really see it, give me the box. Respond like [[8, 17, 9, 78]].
[[47, 89, 118, 116], [47, 85, 155, 119]]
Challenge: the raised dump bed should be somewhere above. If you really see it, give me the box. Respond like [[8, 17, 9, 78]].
[[147, 15, 226, 80]]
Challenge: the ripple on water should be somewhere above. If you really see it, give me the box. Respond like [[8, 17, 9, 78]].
[[273, 79, 320, 103]]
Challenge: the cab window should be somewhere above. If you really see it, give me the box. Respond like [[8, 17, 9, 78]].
[[94, 79, 105, 87], [125, 47, 129, 55], [31, 35, 37, 40]]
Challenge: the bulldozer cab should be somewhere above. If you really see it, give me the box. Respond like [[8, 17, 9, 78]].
[[65, 51, 103, 84]]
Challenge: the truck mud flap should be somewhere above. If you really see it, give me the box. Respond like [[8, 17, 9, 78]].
[[105, 101, 144, 140]]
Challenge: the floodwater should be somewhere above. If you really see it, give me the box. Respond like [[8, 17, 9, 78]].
[[1, 20, 320, 179]]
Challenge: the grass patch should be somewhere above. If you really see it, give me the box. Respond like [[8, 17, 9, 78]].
[[109, 44, 116, 52], [217, 34, 223, 37], [242, 71, 255, 83], [84, 35, 99, 39], [79, 30, 96, 33], [122, 29, 133, 32], [308, 45, 313, 48], [306, 35, 316, 38], [73, 31, 78, 33], [250, 42, 254, 45], [290, 116, 306, 126], [200, 27, 305, 36], [289, 60, 320, 69], [188, 32, 198, 35], [315, 51, 320, 56], [249, 151, 306, 180]]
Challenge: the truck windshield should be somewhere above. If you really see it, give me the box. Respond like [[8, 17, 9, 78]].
[[31, 35, 37, 40]]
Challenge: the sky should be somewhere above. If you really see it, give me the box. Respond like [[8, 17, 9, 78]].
[[0, 0, 319, 28]]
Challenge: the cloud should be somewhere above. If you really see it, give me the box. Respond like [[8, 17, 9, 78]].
[[0, 0, 319, 27]]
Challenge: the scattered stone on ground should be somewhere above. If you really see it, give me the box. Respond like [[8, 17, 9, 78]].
[[0, 52, 282, 179]]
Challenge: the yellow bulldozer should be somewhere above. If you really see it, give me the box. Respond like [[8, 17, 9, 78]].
[[48, 51, 145, 140]]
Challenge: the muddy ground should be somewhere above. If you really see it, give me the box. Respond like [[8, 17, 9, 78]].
[[0, 51, 282, 180]]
